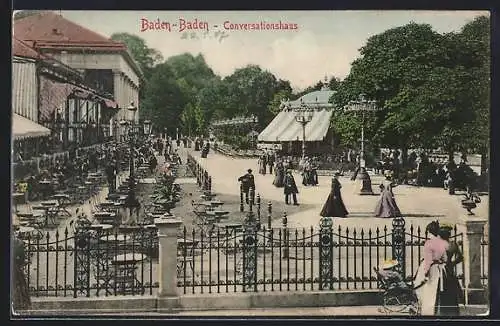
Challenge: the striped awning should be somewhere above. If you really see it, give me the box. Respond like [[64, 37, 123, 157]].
[[13, 114, 51, 140], [258, 109, 333, 142]]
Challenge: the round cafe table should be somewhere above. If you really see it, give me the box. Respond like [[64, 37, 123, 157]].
[[17, 226, 36, 238], [12, 192, 26, 213], [99, 234, 130, 242], [87, 224, 113, 231]]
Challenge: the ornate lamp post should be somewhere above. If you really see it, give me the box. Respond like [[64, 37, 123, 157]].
[[120, 102, 141, 225], [345, 94, 380, 195], [294, 101, 314, 162], [143, 120, 152, 139]]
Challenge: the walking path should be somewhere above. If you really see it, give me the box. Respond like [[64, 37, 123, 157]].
[[187, 150, 489, 232]]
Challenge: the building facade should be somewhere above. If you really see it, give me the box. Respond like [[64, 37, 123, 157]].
[[13, 11, 142, 142]]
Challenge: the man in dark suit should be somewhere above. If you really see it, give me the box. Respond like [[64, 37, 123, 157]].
[[238, 169, 255, 204], [284, 170, 299, 205], [105, 161, 117, 194]]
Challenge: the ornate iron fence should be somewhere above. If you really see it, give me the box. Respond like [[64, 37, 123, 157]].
[[23, 226, 159, 297], [177, 219, 467, 294], [481, 235, 489, 286], [21, 221, 486, 297]]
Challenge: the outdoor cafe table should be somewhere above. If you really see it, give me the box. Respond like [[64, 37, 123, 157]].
[[51, 194, 72, 216], [214, 223, 243, 237], [99, 234, 130, 242], [86, 224, 113, 231], [205, 210, 229, 220], [17, 226, 36, 239], [32, 204, 59, 227], [94, 211, 117, 224], [16, 211, 44, 225], [111, 253, 147, 295], [200, 200, 224, 210], [12, 192, 26, 213], [200, 193, 217, 201]]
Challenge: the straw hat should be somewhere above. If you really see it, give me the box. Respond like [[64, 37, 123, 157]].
[[439, 222, 454, 230], [381, 259, 398, 270]]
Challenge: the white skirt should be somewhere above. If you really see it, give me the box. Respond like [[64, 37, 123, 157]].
[[414, 261, 446, 316]]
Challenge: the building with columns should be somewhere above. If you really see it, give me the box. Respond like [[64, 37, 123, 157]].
[[13, 11, 143, 141]]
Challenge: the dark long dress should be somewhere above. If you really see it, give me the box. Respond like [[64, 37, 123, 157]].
[[374, 180, 402, 218], [436, 242, 463, 316], [13, 236, 31, 312], [273, 163, 285, 187], [320, 178, 348, 217]]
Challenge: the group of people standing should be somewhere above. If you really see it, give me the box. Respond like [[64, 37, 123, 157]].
[[414, 221, 464, 315], [194, 137, 211, 158], [320, 172, 401, 218]]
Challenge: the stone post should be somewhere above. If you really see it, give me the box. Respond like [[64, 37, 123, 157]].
[[154, 217, 182, 310], [464, 216, 487, 304]]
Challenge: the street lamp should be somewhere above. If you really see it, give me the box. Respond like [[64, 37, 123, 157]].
[[345, 94, 380, 195], [294, 101, 314, 162], [143, 120, 152, 137], [121, 102, 140, 225]]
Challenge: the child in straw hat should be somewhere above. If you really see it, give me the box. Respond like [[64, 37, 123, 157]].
[[377, 259, 410, 291]]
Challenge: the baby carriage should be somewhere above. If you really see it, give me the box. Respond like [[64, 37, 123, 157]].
[[373, 260, 420, 315]]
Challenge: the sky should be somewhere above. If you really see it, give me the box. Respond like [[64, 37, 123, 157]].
[[53, 10, 489, 91]]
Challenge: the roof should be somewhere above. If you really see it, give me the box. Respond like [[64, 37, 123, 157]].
[[12, 37, 45, 59], [13, 11, 143, 78], [258, 109, 333, 142], [13, 113, 51, 139], [289, 88, 336, 109], [13, 11, 125, 49]]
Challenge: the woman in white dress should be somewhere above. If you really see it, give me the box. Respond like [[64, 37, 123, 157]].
[[413, 221, 449, 315]]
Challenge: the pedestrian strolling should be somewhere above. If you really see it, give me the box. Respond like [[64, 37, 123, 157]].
[[374, 174, 402, 218], [105, 160, 117, 194], [273, 160, 285, 187], [320, 172, 348, 217], [284, 169, 299, 205], [258, 154, 267, 175], [238, 169, 255, 204]]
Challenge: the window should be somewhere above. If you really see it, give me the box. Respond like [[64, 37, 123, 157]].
[[68, 98, 75, 125]]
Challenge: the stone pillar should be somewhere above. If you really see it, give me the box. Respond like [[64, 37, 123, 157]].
[[154, 217, 182, 310], [464, 216, 487, 304]]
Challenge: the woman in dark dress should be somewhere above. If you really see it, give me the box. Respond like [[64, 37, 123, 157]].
[[374, 175, 402, 218], [320, 172, 348, 218], [273, 161, 285, 187], [436, 223, 464, 316], [12, 229, 31, 312]]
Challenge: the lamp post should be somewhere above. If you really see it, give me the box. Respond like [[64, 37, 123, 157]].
[[120, 102, 141, 225], [345, 94, 380, 195], [294, 101, 314, 162]]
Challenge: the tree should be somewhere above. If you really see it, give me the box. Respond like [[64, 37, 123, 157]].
[[330, 22, 484, 165], [163, 53, 217, 135], [456, 16, 490, 169], [221, 65, 279, 127], [140, 63, 184, 135], [110, 33, 163, 82]]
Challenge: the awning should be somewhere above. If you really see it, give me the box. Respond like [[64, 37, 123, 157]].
[[258, 109, 333, 142], [13, 114, 51, 140]]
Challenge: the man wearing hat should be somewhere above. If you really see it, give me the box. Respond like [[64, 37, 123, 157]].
[[238, 169, 255, 204], [284, 169, 299, 205]]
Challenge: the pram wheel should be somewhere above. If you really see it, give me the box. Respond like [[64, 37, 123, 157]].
[[383, 295, 408, 313]]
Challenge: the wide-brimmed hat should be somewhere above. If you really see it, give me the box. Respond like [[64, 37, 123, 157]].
[[439, 222, 454, 230], [381, 259, 398, 270]]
